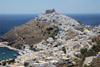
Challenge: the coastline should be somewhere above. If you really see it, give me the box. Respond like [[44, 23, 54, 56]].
[[0, 42, 21, 62], [0, 35, 2, 37], [0, 43, 20, 52]]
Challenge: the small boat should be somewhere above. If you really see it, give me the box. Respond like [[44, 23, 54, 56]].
[[13, 54, 17, 57], [2, 53, 5, 55]]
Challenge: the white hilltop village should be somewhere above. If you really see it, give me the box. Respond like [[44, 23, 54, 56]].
[[0, 9, 100, 67]]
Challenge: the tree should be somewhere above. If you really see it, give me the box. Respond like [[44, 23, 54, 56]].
[[2, 61, 6, 66], [30, 45, 33, 50], [36, 60, 39, 63], [46, 27, 53, 31], [24, 62, 29, 66], [84, 64, 90, 67], [80, 48, 87, 55], [48, 31, 50, 34], [7, 59, 15, 64], [92, 35, 100, 44], [80, 44, 100, 60], [62, 47, 66, 54]]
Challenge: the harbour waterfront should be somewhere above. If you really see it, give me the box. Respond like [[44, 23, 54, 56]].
[[0, 47, 19, 61]]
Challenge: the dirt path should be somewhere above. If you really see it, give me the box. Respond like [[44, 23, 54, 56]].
[[13, 27, 26, 44]]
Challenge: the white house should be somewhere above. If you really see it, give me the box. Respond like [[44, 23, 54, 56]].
[[73, 42, 79, 47], [82, 41, 88, 47], [83, 56, 94, 66], [87, 40, 92, 44], [92, 43, 97, 46], [47, 37, 54, 43], [97, 52, 100, 57], [52, 53, 58, 57], [98, 25, 100, 30], [23, 44, 30, 50], [58, 46, 62, 50], [74, 49, 80, 53], [49, 60, 58, 65], [37, 61, 48, 67], [75, 52, 81, 56], [45, 57, 53, 61], [87, 46, 92, 51]]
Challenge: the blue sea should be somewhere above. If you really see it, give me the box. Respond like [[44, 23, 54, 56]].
[[0, 14, 100, 61], [0, 47, 19, 61], [66, 14, 100, 26]]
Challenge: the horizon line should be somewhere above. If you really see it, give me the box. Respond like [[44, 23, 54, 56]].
[[0, 13, 100, 14]]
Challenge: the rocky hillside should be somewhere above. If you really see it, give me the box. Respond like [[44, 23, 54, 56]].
[[0, 19, 58, 48], [1, 11, 97, 49], [0, 11, 81, 48]]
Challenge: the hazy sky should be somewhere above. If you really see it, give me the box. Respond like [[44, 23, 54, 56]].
[[0, 0, 100, 14]]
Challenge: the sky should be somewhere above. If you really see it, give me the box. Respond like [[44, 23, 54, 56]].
[[0, 0, 100, 14]]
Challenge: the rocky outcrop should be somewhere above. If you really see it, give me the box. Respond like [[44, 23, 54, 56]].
[[45, 9, 55, 14]]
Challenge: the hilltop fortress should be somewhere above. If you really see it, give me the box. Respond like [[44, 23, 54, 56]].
[[45, 9, 55, 14]]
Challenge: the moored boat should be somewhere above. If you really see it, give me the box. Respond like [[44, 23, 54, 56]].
[[2, 53, 5, 55]]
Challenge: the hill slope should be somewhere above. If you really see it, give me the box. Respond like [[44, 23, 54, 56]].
[[0, 19, 58, 48]]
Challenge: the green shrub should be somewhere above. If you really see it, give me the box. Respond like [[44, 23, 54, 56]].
[[80, 48, 87, 55], [7, 59, 15, 64], [50, 29, 59, 39], [67, 55, 70, 58], [54, 45, 58, 47], [80, 44, 100, 60], [36, 60, 39, 63], [46, 27, 53, 31], [92, 35, 100, 44], [15, 43, 23, 49], [0, 63, 1, 65], [2, 61, 6, 66], [73, 53, 78, 57], [48, 31, 50, 34], [30, 45, 33, 50], [84, 64, 90, 67], [24, 62, 29, 66], [62, 47, 66, 54]]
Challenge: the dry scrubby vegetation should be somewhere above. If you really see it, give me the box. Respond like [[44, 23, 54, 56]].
[[0, 59, 15, 66], [79, 35, 100, 60], [66, 30, 74, 39], [0, 19, 58, 48], [92, 35, 100, 44], [79, 35, 100, 67], [59, 59, 83, 67], [91, 57, 100, 67], [60, 35, 100, 67]]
